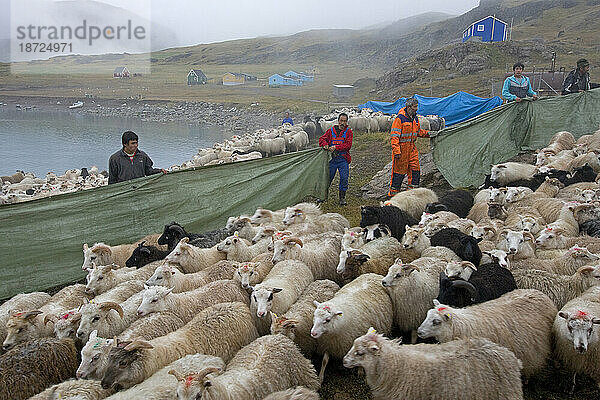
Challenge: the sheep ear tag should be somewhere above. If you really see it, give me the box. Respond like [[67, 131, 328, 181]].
[[367, 327, 377, 335]]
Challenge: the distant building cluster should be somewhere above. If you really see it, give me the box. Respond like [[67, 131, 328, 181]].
[[268, 71, 315, 87]]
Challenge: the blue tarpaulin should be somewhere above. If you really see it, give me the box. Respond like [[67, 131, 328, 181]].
[[358, 91, 503, 126]]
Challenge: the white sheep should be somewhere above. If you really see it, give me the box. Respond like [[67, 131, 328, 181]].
[[400, 225, 462, 261], [553, 291, 600, 390], [216, 232, 270, 261], [546, 202, 580, 237], [145, 260, 236, 292], [474, 186, 507, 204], [272, 236, 342, 283], [104, 354, 225, 400], [311, 273, 393, 382], [535, 226, 600, 252], [481, 249, 511, 269], [280, 202, 324, 225], [233, 257, 274, 289], [0, 291, 51, 345], [504, 186, 534, 203], [270, 279, 340, 357], [381, 258, 446, 342], [490, 162, 538, 185], [76, 294, 142, 343], [386, 188, 438, 221], [165, 237, 226, 273], [29, 379, 114, 400], [497, 229, 536, 260], [85, 262, 157, 296], [100, 302, 259, 391], [250, 259, 314, 335], [2, 284, 88, 351], [511, 245, 600, 275], [512, 265, 600, 309], [343, 328, 523, 400], [341, 227, 366, 250], [76, 329, 114, 380], [418, 289, 556, 378], [172, 335, 319, 400], [283, 212, 350, 235], [81, 234, 164, 270], [137, 280, 249, 322], [262, 387, 320, 400]]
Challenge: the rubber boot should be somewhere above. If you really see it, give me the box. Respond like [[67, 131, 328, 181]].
[[339, 190, 347, 206]]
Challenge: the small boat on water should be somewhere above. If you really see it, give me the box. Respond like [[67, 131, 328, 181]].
[[69, 101, 84, 109]]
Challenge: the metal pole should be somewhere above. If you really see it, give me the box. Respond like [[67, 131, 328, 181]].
[[510, 18, 513, 40]]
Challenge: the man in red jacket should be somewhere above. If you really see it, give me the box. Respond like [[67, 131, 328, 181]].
[[319, 113, 353, 206]]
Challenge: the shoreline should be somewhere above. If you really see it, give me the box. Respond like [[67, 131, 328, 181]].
[[0, 94, 281, 134]]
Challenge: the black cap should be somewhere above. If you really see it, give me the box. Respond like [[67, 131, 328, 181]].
[[577, 58, 589, 69]]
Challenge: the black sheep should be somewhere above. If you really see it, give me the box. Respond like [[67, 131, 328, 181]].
[[563, 164, 597, 186], [125, 242, 170, 268], [580, 219, 600, 237], [430, 228, 482, 266], [359, 205, 417, 242], [425, 190, 474, 218], [437, 263, 517, 307], [158, 222, 229, 251]]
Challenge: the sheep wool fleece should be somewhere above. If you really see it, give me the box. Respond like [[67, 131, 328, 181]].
[[389, 107, 429, 196]]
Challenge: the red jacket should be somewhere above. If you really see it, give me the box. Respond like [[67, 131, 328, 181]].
[[319, 125, 353, 163]]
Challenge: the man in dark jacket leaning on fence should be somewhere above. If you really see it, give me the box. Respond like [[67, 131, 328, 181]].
[[108, 131, 167, 185]]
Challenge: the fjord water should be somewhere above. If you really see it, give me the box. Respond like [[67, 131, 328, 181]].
[[0, 109, 228, 177]]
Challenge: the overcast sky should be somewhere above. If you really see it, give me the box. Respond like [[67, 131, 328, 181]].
[[79, 0, 480, 46], [1, 0, 480, 50]]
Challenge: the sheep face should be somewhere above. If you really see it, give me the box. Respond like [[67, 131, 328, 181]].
[[489, 187, 507, 203], [225, 216, 238, 232], [271, 239, 301, 263], [342, 228, 365, 250], [505, 187, 529, 203], [500, 230, 532, 255], [359, 206, 380, 228], [401, 225, 423, 249], [82, 243, 111, 270], [126, 245, 151, 268], [417, 301, 451, 339], [158, 223, 187, 249], [575, 188, 599, 203], [53, 310, 82, 339], [2, 311, 41, 351], [85, 265, 114, 296], [77, 302, 123, 343], [364, 224, 391, 242], [445, 261, 477, 281], [418, 212, 435, 227], [282, 207, 306, 225], [482, 250, 510, 269], [381, 261, 418, 287], [216, 234, 242, 253], [535, 226, 561, 248], [558, 311, 600, 353], [145, 263, 177, 287], [251, 226, 276, 245], [102, 341, 152, 390], [470, 224, 495, 240], [311, 302, 343, 338], [519, 216, 541, 234], [251, 287, 282, 318], [270, 312, 299, 339], [137, 286, 173, 316], [234, 262, 259, 289], [337, 249, 369, 274], [165, 239, 193, 264], [342, 328, 385, 370], [488, 202, 508, 220], [173, 368, 223, 400], [567, 246, 600, 263], [490, 164, 506, 182], [77, 330, 112, 379], [249, 208, 273, 224]]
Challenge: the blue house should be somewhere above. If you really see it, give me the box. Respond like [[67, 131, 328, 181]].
[[269, 74, 303, 87], [462, 15, 507, 43], [284, 70, 314, 82]]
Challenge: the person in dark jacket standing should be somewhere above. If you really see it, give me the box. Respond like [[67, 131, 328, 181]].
[[318, 113, 352, 206], [562, 58, 599, 94], [108, 131, 167, 184]]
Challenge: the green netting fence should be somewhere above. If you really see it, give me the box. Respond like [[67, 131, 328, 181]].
[[0, 148, 329, 300], [432, 88, 600, 189]]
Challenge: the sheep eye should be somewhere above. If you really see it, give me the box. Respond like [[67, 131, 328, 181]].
[[395, 273, 402, 278], [98, 276, 103, 280], [355, 350, 364, 356], [433, 320, 441, 326], [119, 361, 128, 369], [250, 271, 254, 275], [268, 293, 274, 301], [252, 295, 256, 302], [92, 354, 100, 362], [16, 328, 23, 333], [236, 271, 241, 276], [157, 276, 163, 280], [324, 318, 331, 324], [90, 256, 96, 260], [151, 299, 158, 303], [92, 316, 100, 322]]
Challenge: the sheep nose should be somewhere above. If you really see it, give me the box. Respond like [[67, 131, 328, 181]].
[[137, 310, 144, 316], [84, 288, 94, 295], [576, 345, 586, 353], [2, 344, 10, 351], [403, 244, 409, 249], [251, 240, 256, 244], [509, 248, 517, 254], [76, 331, 85, 339], [76, 371, 83, 379], [242, 283, 248, 289], [257, 311, 265, 317], [381, 281, 388, 287]]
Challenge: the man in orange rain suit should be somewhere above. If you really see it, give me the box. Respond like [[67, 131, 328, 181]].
[[388, 97, 430, 197]]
